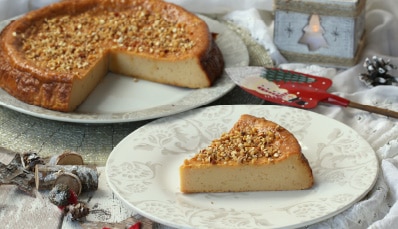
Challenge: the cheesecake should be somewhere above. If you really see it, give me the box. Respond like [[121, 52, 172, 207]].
[[0, 0, 224, 112], [179, 114, 314, 193]]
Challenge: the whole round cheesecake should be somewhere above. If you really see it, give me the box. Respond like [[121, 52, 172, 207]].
[[0, 0, 224, 112]]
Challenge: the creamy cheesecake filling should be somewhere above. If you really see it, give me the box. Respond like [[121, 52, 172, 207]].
[[69, 56, 109, 111], [109, 52, 212, 88], [180, 155, 312, 192]]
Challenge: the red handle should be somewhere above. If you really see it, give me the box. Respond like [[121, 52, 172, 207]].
[[321, 94, 350, 107]]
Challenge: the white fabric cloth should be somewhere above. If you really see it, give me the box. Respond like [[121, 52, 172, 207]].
[[1, 0, 398, 228]]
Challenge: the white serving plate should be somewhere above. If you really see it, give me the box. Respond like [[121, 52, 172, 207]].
[[106, 105, 378, 228]]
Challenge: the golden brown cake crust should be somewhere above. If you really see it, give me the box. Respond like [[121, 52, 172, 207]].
[[180, 114, 314, 193], [0, 0, 224, 112], [184, 114, 306, 166]]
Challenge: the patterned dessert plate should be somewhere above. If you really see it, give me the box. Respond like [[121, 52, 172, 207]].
[[106, 105, 378, 228]]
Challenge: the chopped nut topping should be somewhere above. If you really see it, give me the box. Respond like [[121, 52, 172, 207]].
[[193, 127, 282, 165], [17, 6, 197, 74]]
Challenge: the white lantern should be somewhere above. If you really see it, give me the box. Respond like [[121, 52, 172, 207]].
[[273, 0, 366, 67]]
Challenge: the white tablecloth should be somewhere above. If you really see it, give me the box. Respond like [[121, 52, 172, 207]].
[[1, 0, 398, 228]]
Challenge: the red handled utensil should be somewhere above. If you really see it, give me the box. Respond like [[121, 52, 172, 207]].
[[225, 66, 398, 119]]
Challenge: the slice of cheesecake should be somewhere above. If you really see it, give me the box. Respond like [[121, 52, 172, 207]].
[[179, 114, 314, 193]]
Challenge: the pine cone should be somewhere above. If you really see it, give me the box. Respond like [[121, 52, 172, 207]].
[[64, 202, 90, 221], [48, 183, 71, 207], [22, 152, 44, 172]]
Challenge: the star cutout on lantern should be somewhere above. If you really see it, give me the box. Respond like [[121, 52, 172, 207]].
[[299, 14, 328, 51], [284, 22, 293, 38], [332, 27, 340, 41]]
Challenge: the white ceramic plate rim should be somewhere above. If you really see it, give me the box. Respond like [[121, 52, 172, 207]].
[[105, 105, 379, 229], [0, 15, 248, 123]]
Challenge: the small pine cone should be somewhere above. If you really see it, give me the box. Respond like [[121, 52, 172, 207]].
[[22, 152, 44, 171], [64, 202, 90, 221], [48, 183, 71, 207]]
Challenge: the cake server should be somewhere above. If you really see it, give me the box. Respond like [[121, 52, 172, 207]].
[[225, 66, 398, 119]]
